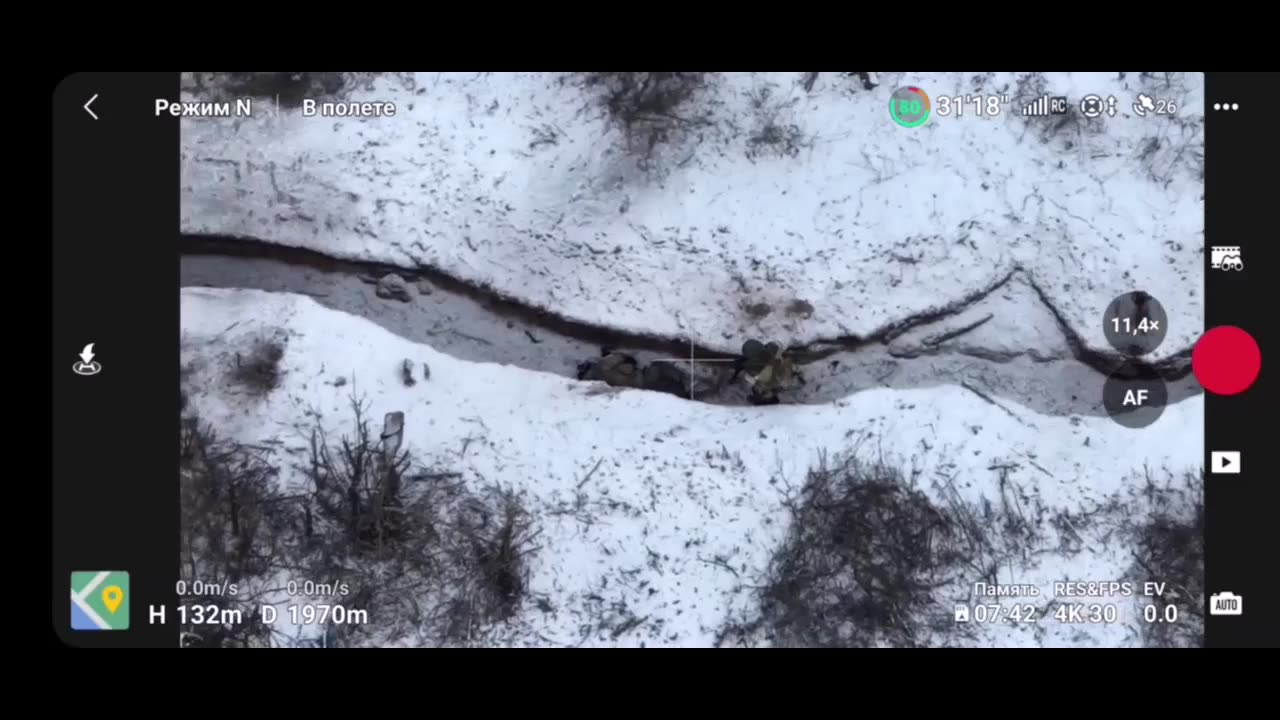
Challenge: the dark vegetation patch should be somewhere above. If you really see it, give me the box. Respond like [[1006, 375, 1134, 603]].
[[742, 301, 773, 319], [575, 72, 716, 175], [785, 299, 815, 318], [1033, 467, 1204, 647], [179, 418, 286, 648], [227, 332, 286, 397], [1128, 470, 1204, 648], [745, 85, 810, 161], [721, 452, 1039, 647], [179, 392, 540, 647], [722, 452, 1202, 648], [1131, 73, 1203, 186]]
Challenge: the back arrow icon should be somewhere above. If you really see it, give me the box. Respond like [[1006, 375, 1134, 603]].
[[84, 94, 98, 120]]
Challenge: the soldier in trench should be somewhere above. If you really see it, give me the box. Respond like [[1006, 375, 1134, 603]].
[[642, 361, 692, 398], [577, 348, 644, 388], [733, 339, 802, 405], [579, 342, 802, 403], [577, 348, 693, 398]]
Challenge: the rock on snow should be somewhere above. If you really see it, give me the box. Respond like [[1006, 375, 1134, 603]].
[[375, 274, 412, 302]]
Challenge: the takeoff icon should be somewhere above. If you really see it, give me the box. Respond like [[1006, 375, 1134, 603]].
[[72, 343, 101, 376]]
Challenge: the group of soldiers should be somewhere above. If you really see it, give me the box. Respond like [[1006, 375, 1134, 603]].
[[576, 339, 801, 405]]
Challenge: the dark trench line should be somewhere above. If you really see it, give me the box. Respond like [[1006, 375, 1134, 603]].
[[180, 233, 1194, 385]]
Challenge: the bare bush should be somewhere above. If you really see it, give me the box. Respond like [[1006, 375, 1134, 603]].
[[179, 418, 288, 648], [303, 393, 411, 553], [753, 453, 970, 647], [724, 451, 1043, 648], [1128, 470, 1204, 648], [1134, 112, 1203, 187], [228, 332, 286, 397], [180, 379, 542, 647], [746, 85, 809, 161], [578, 72, 714, 173], [292, 393, 541, 646], [433, 483, 541, 639]]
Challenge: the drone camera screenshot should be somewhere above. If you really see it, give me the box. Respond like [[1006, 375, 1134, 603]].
[[52, 72, 1272, 648]]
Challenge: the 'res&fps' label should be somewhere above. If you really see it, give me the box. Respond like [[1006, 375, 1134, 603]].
[[1054, 581, 1133, 596]]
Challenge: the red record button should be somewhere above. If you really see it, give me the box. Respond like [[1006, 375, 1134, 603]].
[[1192, 326, 1261, 396]]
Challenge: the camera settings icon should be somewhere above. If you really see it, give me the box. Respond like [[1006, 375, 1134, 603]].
[[1210, 592, 1243, 616]]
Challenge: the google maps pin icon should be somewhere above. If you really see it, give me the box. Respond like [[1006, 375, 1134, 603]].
[[102, 586, 124, 614]]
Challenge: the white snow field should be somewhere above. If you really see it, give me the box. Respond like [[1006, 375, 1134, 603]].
[[181, 72, 1205, 363], [181, 288, 1203, 648]]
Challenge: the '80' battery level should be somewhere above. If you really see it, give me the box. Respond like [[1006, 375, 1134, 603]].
[[889, 87, 931, 128]]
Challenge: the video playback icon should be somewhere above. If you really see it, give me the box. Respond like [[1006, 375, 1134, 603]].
[[1210, 451, 1241, 475]]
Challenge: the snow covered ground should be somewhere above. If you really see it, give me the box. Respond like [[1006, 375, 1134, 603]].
[[181, 288, 1203, 647], [181, 72, 1205, 363]]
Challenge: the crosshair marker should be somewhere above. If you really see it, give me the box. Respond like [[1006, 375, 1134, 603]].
[[650, 338, 737, 398]]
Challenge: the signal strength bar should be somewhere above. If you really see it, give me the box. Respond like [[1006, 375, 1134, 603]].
[[1021, 95, 1069, 116], [1022, 95, 1050, 116]]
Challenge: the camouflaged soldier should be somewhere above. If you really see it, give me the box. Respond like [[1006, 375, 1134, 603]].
[[642, 361, 690, 398], [734, 339, 797, 405], [577, 348, 644, 388]]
